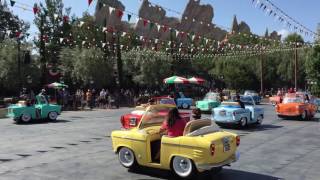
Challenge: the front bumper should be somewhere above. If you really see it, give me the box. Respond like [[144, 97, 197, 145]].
[[196, 151, 240, 172]]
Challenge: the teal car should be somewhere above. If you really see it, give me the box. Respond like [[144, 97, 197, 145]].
[[7, 95, 61, 123], [196, 92, 221, 112]]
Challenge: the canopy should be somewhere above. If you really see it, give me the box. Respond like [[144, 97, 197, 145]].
[[47, 82, 68, 89], [163, 76, 189, 84], [188, 77, 205, 84]]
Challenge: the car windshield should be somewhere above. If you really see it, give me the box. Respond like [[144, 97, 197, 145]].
[[244, 90, 257, 95], [139, 105, 174, 129], [158, 98, 175, 105], [283, 97, 304, 103], [221, 101, 240, 107], [240, 96, 254, 105], [204, 93, 219, 101]]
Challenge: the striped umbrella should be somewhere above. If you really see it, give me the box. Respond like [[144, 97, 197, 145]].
[[163, 76, 189, 84], [47, 82, 69, 89], [188, 77, 205, 84]]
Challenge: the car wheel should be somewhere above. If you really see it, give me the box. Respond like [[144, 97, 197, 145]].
[[300, 111, 307, 121], [240, 118, 247, 128], [256, 115, 263, 125], [118, 147, 137, 169], [48, 112, 58, 121], [172, 156, 196, 179], [20, 114, 32, 123], [182, 103, 189, 109]]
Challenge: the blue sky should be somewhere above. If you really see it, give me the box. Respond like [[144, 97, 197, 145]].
[[7, 0, 320, 42]]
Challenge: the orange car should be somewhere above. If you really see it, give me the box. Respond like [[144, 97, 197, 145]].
[[276, 93, 317, 120]]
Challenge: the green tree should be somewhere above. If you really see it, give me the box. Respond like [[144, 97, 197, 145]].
[[59, 47, 113, 89]]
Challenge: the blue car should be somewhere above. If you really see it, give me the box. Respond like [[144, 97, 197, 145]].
[[244, 90, 261, 104], [212, 96, 264, 128], [176, 92, 193, 109]]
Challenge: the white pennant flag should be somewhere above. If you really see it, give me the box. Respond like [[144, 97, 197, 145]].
[[139, 36, 144, 40], [205, 39, 209, 44], [79, 21, 84, 27], [120, 45, 124, 49], [192, 35, 196, 41], [155, 39, 159, 43], [157, 24, 161, 32], [102, 43, 106, 47], [121, 32, 127, 37], [59, 38, 64, 43], [109, 7, 115, 14], [102, 27, 107, 32], [166, 48, 169, 51], [6, 30, 11, 36], [175, 30, 179, 37], [82, 41, 86, 45], [54, 14, 59, 19], [168, 41, 172, 46]]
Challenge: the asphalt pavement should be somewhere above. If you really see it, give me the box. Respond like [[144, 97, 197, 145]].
[[0, 104, 319, 180]]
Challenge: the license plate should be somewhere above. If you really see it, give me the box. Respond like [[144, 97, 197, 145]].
[[129, 118, 136, 126], [222, 137, 230, 152]]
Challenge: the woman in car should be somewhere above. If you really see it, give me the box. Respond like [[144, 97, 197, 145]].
[[159, 108, 187, 137], [154, 108, 187, 160]]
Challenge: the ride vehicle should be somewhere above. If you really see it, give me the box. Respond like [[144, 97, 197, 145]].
[[212, 96, 264, 128], [196, 92, 221, 112], [315, 98, 320, 112], [120, 98, 190, 129], [275, 93, 317, 120], [244, 90, 261, 104], [7, 95, 61, 123], [112, 104, 240, 179], [176, 92, 193, 109]]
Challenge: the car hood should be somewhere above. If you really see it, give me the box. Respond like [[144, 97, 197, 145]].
[[197, 100, 218, 104]]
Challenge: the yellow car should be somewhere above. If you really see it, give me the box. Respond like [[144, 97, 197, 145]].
[[111, 104, 240, 179]]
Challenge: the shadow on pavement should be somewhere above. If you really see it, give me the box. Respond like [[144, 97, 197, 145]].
[[277, 116, 320, 122], [220, 124, 283, 132], [15, 119, 71, 125], [128, 167, 281, 180]]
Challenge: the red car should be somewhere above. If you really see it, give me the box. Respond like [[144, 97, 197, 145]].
[[120, 97, 190, 129]]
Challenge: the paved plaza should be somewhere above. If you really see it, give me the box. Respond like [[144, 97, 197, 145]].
[[0, 105, 319, 180]]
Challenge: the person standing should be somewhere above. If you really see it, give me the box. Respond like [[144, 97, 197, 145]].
[[86, 89, 93, 110]]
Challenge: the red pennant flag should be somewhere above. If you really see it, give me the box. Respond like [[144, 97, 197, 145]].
[[15, 31, 21, 38], [143, 19, 148, 27], [107, 27, 114, 33], [33, 6, 39, 15], [42, 35, 49, 42], [163, 25, 168, 32], [116, 9, 124, 18], [63, 16, 69, 23], [88, 0, 93, 6]]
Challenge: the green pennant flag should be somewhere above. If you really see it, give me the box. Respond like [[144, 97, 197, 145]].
[[149, 22, 154, 30], [127, 14, 132, 22], [10, 0, 15, 6]]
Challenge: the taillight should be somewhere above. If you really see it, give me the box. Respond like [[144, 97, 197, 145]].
[[120, 116, 125, 127], [236, 136, 240, 146], [210, 143, 215, 156]]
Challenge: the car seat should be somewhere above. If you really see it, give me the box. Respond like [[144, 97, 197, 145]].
[[183, 119, 212, 136]]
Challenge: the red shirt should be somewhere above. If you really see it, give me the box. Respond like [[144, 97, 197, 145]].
[[161, 118, 187, 137]]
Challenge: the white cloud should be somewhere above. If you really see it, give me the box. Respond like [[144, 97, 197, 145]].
[[277, 29, 290, 40]]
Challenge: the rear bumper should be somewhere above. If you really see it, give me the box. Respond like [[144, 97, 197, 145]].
[[215, 120, 240, 125], [196, 151, 240, 172], [277, 112, 301, 117]]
